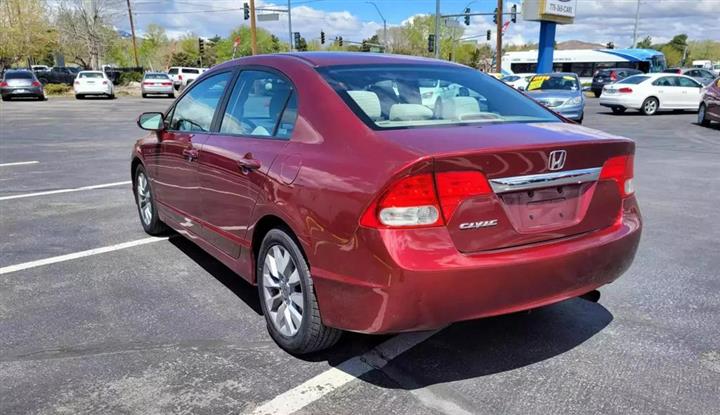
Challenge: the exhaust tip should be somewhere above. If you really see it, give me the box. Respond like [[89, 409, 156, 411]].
[[579, 290, 601, 303]]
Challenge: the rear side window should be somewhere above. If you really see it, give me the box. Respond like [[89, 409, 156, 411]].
[[618, 76, 650, 84], [220, 70, 297, 138], [5, 72, 34, 80], [168, 68, 178, 75], [652, 77, 676, 87], [169, 72, 231, 132], [182, 69, 200, 74], [319, 64, 559, 130]]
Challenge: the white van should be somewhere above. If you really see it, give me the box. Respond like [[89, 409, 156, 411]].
[[167, 67, 202, 90]]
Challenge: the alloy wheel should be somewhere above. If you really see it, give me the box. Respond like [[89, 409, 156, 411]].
[[261, 245, 304, 337], [644, 99, 657, 115], [136, 172, 153, 226]]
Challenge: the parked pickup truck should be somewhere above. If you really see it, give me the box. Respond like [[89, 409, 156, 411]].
[[36, 67, 81, 85]]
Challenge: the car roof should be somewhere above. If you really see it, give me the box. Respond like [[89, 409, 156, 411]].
[[214, 52, 461, 71], [533, 72, 579, 77]]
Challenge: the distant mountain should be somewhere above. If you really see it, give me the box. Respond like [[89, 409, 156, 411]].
[[556, 40, 606, 50]]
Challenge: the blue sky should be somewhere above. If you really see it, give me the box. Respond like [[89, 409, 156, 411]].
[[120, 0, 720, 48]]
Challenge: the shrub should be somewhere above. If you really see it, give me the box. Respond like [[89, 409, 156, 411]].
[[43, 83, 71, 95], [118, 71, 143, 85]]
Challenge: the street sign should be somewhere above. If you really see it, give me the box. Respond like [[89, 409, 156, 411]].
[[258, 13, 280, 22]]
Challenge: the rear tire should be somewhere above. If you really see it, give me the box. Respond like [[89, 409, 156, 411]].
[[698, 104, 710, 127], [641, 97, 659, 116], [168, 93, 175, 98], [611, 106, 626, 114], [142, 93, 148, 98], [75, 94, 83, 100], [2, 96, 10, 102], [257, 229, 342, 354], [593, 91, 601, 98], [134, 164, 168, 235]]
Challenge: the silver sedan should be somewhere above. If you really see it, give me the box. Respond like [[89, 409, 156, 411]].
[[141, 72, 174, 98]]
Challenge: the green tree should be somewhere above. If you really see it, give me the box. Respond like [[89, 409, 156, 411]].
[[636, 36, 652, 49], [169, 51, 198, 67], [213, 26, 287, 63], [0, 0, 57, 68]]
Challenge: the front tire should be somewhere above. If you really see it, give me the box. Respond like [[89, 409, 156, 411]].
[[698, 104, 710, 126], [641, 97, 659, 116], [257, 229, 342, 354], [593, 91, 601, 98], [75, 94, 83, 100], [134, 165, 167, 235]]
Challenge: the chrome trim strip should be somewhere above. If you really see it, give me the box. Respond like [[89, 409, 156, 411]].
[[489, 167, 602, 194]]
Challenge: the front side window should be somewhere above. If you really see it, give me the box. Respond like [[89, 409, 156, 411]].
[[319, 64, 559, 130], [169, 72, 231, 132], [168, 68, 178, 75], [220, 70, 297, 138], [677, 77, 701, 88]]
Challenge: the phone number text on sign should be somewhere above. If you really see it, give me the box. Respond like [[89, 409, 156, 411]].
[[543, 0, 576, 17]]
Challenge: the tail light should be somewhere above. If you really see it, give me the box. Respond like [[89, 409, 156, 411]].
[[102, 80, 108, 85], [618, 87, 633, 93], [0, 81, 7, 87], [600, 155, 634, 198], [360, 170, 492, 228], [178, 74, 183, 80], [610, 71, 617, 81], [31, 81, 41, 87], [74, 80, 80, 85], [161, 82, 172, 86]]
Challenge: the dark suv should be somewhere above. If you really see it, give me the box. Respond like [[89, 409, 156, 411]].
[[591, 68, 643, 97]]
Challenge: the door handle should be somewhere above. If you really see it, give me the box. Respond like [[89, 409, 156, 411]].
[[182, 148, 198, 162], [237, 153, 261, 171]]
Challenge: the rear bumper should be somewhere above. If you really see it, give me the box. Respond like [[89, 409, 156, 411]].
[[74, 85, 112, 95], [312, 197, 641, 334], [142, 85, 174, 94], [1, 86, 43, 98], [599, 95, 643, 110]]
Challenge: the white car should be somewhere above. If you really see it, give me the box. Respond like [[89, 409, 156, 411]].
[[419, 79, 459, 108], [599, 73, 703, 115], [74, 71, 115, 99], [168, 67, 202, 90], [502, 73, 535, 90]]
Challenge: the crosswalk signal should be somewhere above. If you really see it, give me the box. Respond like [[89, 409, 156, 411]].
[[198, 38, 205, 55], [320, 30, 325, 44], [493, 7, 498, 24], [511, 4, 517, 23], [486, 30, 491, 41], [243, 2, 249, 20], [464, 8, 470, 26], [428, 34, 436, 53], [293, 32, 301, 49]]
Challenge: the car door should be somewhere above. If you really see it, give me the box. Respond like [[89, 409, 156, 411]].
[[198, 69, 298, 258], [652, 76, 681, 108], [153, 71, 233, 231], [675, 76, 703, 108], [707, 78, 720, 120]]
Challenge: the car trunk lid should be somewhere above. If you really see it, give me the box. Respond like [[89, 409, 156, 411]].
[[379, 122, 633, 252]]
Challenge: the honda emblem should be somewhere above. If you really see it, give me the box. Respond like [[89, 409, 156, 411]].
[[548, 150, 567, 171]]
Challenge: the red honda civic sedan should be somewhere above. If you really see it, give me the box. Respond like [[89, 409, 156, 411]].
[[132, 53, 641, 353]]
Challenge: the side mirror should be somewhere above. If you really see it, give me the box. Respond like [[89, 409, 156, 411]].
[[137, 112, 164, 131]]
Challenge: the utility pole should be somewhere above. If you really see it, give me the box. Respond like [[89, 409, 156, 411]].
[[434, 0, 440, 58], [366, 2, 387, 52], [249, 0, 258, 55], [287, 0, 294, 52], [126, 0, 140, 67], [632, 0, 641, 48], [495, 0, 502, 72]]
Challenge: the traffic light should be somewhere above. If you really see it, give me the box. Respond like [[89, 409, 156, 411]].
[[320, 30, 325, 44], [464, 8, 470, 26], [243, 2, 249, 20], [198, 38, 205, 55], [486, 30, 491, 41], [338, 36, 343, 47], [362, 40, 368, 52], [493, 7, 498, 24], [293, 32, 301, 49], [428, 34, 435, 53], [511, 4, 517, 23], [606, 42, 615, 49]]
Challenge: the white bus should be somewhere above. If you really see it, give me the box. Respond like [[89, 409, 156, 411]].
[[502, 48, 667, 83]]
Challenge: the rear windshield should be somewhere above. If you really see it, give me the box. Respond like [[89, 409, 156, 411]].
[[168, 68, 179, 75], [182, 68, 200, 74], [319, 64, 559, 130], [527, 75, 580, 91], [4, 72, 34, 80], [145, 73, 170, 80], [617, 75, 650, 84], [79, 72, 104, 79]]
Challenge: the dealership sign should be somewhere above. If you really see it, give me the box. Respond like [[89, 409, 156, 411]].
[[522, 0, 577, 24]]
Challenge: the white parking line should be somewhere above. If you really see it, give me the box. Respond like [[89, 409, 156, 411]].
[[0, 181, 131, 201], [0, 161, 39, 167], [250, 329, 443, 415], [0, 237, 168, 275]]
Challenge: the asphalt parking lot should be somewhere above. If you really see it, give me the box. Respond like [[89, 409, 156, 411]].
[[1, 96, 719, 415]]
